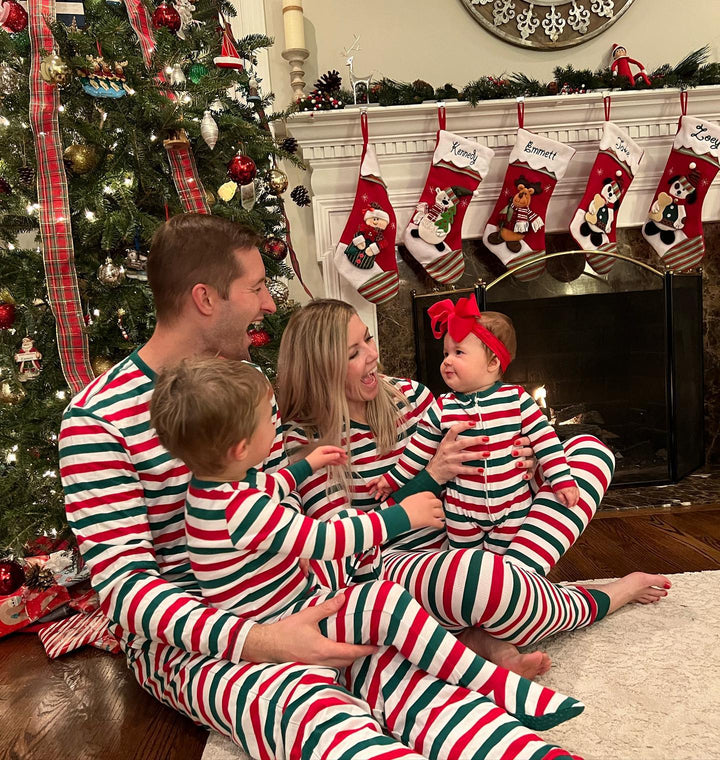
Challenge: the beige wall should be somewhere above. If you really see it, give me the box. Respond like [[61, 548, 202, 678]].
[[261, 0, 720, 302]]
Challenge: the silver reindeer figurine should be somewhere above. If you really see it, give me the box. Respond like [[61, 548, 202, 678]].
[[343, 36, 372, 105]]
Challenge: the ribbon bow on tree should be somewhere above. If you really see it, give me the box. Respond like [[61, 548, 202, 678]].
[[427, 296, 512, 371]]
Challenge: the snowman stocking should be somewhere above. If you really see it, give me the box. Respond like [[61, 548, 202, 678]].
[[483, 124, 575, 281], [333, 113, 399, 305], [402, 111, 494, 283], [570, 118, 644, 275], [642, 113, 720, 271]]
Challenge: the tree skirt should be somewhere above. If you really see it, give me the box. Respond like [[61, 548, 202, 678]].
[[201, 571, 720, 760]]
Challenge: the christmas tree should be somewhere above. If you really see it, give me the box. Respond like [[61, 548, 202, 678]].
[[0, 0, 302, 552]]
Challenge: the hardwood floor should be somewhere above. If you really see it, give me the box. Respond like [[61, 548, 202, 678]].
[[2, 506, 720, 760]]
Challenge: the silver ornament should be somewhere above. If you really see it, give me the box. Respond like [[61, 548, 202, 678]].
[[169, 63, 186, 86], [209, 98, 225, 114], [97, 257, 126, 287], [201, 110, 218, 150], [266, 278, 289, 308]]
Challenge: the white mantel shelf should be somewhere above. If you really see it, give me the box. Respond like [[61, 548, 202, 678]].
[[287, 86, 720, 336]]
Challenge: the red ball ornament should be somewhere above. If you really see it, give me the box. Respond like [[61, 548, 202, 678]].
[[0, 301, 15, 329], [151, 1, 181, 33], [247, 326, 271, 348], [0, 558, 25, 596], [261, 236, 288, 262], [0, 0, 29, 34], [227, 154, 257, 185]]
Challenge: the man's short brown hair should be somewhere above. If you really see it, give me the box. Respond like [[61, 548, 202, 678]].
[[147, 214, 262, 322], [478, 311, 517, 372], [150, 358, 271, 475]]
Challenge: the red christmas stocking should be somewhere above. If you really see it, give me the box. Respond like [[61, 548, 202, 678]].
[[333, 113, 399, 305], [642, 113, 720, 271], [483, 128, 575, 281], [570, 120, 644, 275], [402, 111, 495, 284]]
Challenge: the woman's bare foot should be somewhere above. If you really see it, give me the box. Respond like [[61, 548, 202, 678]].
[[457, 627, 551, 680], [582, 571, 671, 614]]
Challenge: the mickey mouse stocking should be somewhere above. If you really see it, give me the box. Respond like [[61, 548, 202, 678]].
[[402, 109, 495, 284], [642, 112, 720, 271], [333, 113, 399, 305], [570, 119, 644, 275], [483, 126, 575, 281]]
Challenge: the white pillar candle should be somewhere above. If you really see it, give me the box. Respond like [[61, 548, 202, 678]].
[[282, 0, 305, 51]]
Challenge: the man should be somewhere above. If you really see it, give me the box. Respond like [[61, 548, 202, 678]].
[[60, 214, 582, 760]]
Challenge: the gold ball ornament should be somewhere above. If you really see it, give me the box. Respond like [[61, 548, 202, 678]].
[[218, 181, 237, 202], [91, 356, 114, 376], [63, 144, 99, 175], [40, 53, 71, 87], [205, 189, 216, 207], [268, 168, 289, 195], [266, 278, 290, 308], [0, 380, 25, 405]]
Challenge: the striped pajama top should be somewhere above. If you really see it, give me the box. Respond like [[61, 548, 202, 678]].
[[59, 351, 292, 661], [383, 383, 576, 531], [185, 460, 411, 620]]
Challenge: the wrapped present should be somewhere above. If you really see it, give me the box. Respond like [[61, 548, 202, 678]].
[[0, 585, 70, 638], [38, 607, 119, 658]]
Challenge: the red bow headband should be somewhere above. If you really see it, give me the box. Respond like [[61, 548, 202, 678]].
[[427, 297, 512, 372]]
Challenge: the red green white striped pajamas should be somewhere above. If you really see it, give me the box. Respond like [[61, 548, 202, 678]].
[[285, 376, 614, 637], [382, 384, 579, 563], [60, 353, 583, 759], [186, 465, 583, 730]]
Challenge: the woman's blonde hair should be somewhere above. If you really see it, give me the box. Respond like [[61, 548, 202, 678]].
[[276, 299, 408, 493]]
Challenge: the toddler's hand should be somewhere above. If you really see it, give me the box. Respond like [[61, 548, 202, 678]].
[[555, 485, 579, 508], [368, 475, 393, 501], [306, 445, 347, 472], [400, 491, 445, 530], [299, 558, 310, 577]]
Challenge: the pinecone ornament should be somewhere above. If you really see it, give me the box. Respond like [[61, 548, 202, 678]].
[[24, 564, 55, 590], [18, 166, 34, 187], [280, 136, 298, 154], [290, 185, 310, 207]]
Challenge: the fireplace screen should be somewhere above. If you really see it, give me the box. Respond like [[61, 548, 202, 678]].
[[412, 256, 704, 486]]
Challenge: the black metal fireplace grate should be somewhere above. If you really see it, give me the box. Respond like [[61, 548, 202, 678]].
[[411, 254, 704, 487]]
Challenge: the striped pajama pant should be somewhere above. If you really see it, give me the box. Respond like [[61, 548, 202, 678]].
[[383, 436, 615, 638], [125, 637, 582, 760]]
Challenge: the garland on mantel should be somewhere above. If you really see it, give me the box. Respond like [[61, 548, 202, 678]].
[[294, 46, 720, 112]]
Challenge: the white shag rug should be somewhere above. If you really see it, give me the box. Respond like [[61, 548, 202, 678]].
[[201, 571, 720, 760]]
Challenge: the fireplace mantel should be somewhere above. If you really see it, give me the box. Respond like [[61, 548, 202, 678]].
[[287, 86, 720, 337]]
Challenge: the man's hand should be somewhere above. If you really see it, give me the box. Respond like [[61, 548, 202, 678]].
[[240, 593, 377, 667]]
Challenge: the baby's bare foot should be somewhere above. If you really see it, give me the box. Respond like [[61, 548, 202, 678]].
[[582, 571, 671, 614], [458, 627, 551, 680]]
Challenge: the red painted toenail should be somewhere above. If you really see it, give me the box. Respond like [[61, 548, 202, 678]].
[[664, 583, 671, 589]]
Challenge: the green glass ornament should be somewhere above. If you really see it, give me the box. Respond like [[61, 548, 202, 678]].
[[188, 62, 208, 84]]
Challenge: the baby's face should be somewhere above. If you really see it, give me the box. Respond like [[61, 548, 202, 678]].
[[440, 333, 500, 394], [244, 395, 276, 468]]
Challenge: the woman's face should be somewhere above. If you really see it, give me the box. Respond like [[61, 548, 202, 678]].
[[345, 314, 380, 408]]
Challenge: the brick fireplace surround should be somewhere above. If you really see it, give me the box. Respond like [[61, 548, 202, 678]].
[[288, 87, 720, 502]]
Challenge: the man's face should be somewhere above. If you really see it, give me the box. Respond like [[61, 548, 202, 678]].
[[211, 247, 276, 360]]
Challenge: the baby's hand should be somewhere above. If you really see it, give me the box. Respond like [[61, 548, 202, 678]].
[[306, 445, 347, 472], [400, 491, 445, 530], [555, 485, 580, 509], [368, 475, 393, 501]]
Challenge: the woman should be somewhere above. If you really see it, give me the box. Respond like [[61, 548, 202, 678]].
[[277, 299, 669, 677]]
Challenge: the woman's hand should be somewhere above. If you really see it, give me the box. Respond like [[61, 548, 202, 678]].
[[511, 435, 537, 480], [425, 421, 483, 485]]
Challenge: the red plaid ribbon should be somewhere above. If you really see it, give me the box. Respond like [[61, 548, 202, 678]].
[[166, 143, 211, 213], [122, 0, 209, 214], [28, 0, 93, 393]]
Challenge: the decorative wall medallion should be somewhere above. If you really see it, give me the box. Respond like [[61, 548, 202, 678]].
[[460, 0, 637, 49]]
